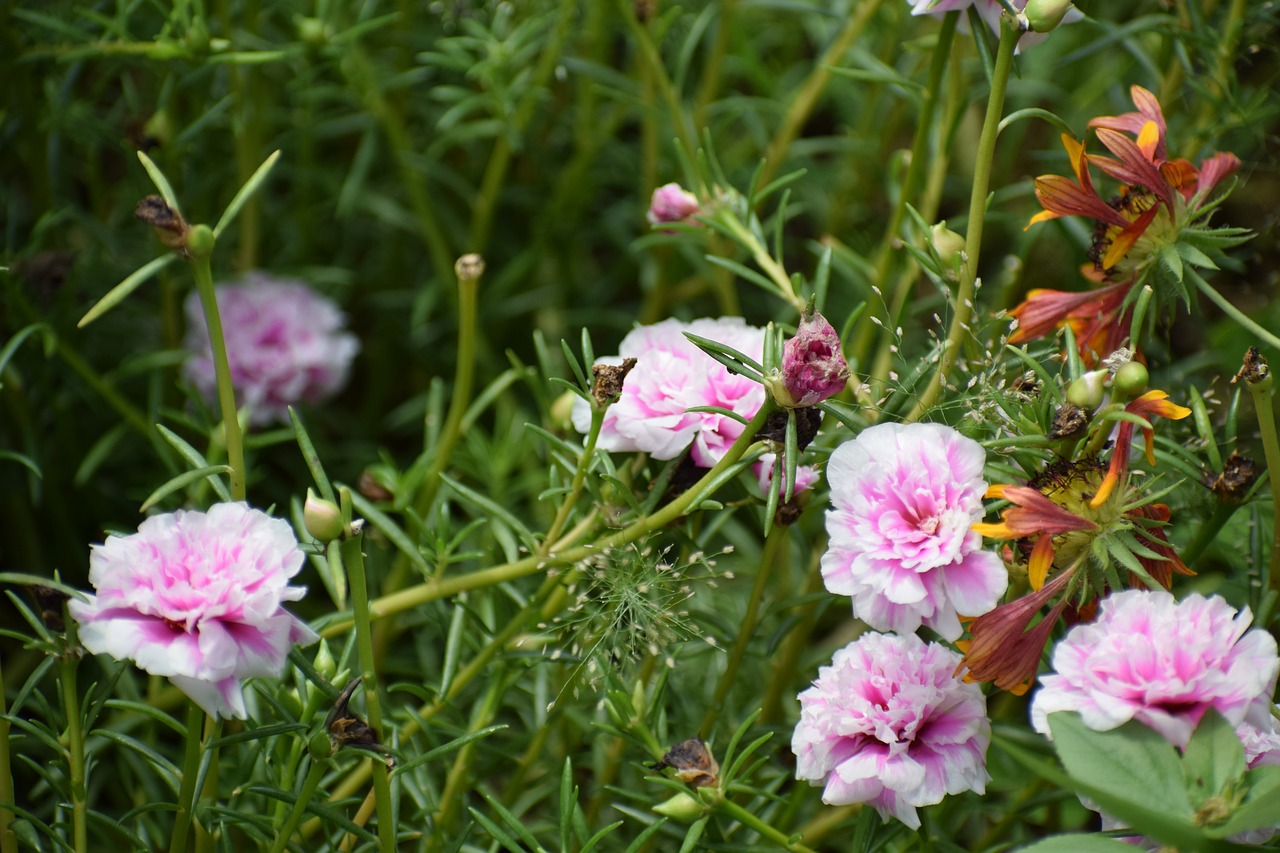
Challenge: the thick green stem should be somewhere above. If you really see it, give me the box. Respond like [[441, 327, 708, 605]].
[[267, 753, 327, 853], [905, 16, 1021, 423], [324, 402, 776, 636], [414, 257, 484, 523], [169, 701, 206, 853], [189, 243, 247, 500], [343, 525, 397, 853], [58, 638, 87, 853], [194, 717, 222, 853], [720, 216, 805, 314], [1245, 368, 1280, 593], [700, 525, 787, 736], [1194, 278, 1280, 352], [540, 406, 604, 556], [758, 0, 887, 190], [716, 796, 818, 853]]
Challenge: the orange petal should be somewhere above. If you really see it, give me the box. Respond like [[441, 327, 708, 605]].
[[1101, 205, 1159, 270], [1090, 467, 1119, 508], [1028, 535, 1055, 591], [1136, 120, 1160, 160], [973, 521, 1018, 540]]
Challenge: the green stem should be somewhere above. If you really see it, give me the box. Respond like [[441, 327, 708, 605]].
[[693, 0, 737, 128], [194, 716, 222, 853], [1179, 501, 1240, 567], [169, 702, 206, 853], [428, 668, 505, 849], [700, 525, 787, 736], [325, 402, 776, 636], [760, 552, 824, 724], [617, 0, 696, 161], [757, 0, 886, 190], [414, 257, 484, 523], [1245, 368, 1280, 593], [343, 524, 396, 853], [904, 15, 1021, 423], [540, 405, 604, 556], [1194, 277, 1280, 352], [189, 244, 247, 501], [716, 796, 818, 853], [720, 216, 805, 314], [267, 754, 328, 853], [0, 654, 14, 853], [856, 11, 957, 377], [58, 635, 87, 853]]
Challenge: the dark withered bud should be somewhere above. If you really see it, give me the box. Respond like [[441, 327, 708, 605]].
[[1236, 347, 1269, 385], [652, 738, 719, 788], [455, 253, 485, 284], [753, 407, 822, 451], [1049, 403, 1089, 440], [774, 497, 804, 528], [31, 585, 70, 633], [325, 678, 394, 767], [634, 0, 657, 21], [134, 195, 190, 253], [357, 470, 395, 502], [590, 358, 637, 408], [1205, 451, 1260, 505]]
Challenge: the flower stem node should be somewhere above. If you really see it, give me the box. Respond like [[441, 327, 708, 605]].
[[1023, 0, 1076, 32], [304, 490, 345, 543], [454, 253, 485, 284], [1113, 361, 1149, 398], [185, 224, 215, 260]]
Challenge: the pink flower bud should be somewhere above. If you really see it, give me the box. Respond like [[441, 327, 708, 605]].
[[781, 309, 850, 407], [646, 182, 700, 226]]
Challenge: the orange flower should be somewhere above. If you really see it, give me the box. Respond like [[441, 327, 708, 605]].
[[1090, 390, 1192, 507]]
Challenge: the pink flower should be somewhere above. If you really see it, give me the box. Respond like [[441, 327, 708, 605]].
[[779, 309, 850, 407], [792, 631, 991, 829], [646, 182, 700, 226], [1030, 590, 1280, 749], [907, 0, 1083, 49], [822, 423, 1008, 640], [68, 503, 319, 719], [573, 317, 767, 467], [183, 272, 360, 427]]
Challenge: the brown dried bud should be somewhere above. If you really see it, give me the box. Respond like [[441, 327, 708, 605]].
[[1236, 347, 1270, 385], [753, 407, 822, 451], [774, 497, 804, 527], [357, 470, 395, 502], [325, 678, 394, 766], [134, 195, 190, 252], [653, 738, 719, 788], [1049, 403, 1090, 440], [31, 585, 70, 633], [590, 358, 637, 408], [455, 253, 485, 284], [1205, 451, 1260, 505]]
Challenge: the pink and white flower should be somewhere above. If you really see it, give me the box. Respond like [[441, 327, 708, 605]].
[[69, 503, 319, 719], [1030, 590, 1280, 749], [646, 182, 701, 226], [183, 272, 360, 427], [822, 422, 1007, 640], [792, 631, 991, 829]]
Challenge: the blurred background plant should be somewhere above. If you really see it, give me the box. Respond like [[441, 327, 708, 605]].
[[1, 0, 1278, 850]]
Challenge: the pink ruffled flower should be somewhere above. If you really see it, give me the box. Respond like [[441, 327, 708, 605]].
[[907, 0, 1083, 49], [69, 503, 319, 719], [646, 182, 700, 226], [792, 631, 991, 829], [183, 272, 360, 427], [1030, 590, 1280, 749], [822, 422, 1008, 640]]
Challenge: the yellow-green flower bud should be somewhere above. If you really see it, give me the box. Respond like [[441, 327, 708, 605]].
[[1113, 361, 1149, 398], [652, 793, 705, 823], [1066, 369, 1107, 411], [308, 729, 333, 761], [304, 489, 344, 543], [1024, 0, 1075, 32], [312, 639, 337, 681], [185, 224, 215, 260], [931, 221, 966, 275]]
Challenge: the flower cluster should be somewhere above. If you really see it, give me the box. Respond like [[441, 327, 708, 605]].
[[822, 422, 1008, 641], [69, 503, 318, 719], [184, 272, 360, 427], [792, 632, 991, 829]]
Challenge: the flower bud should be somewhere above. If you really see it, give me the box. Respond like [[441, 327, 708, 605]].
[[930, 221, 966, 273], [295, 16, 329, 49], [779, 309, 850, 407], [646, 183, 700, 226], [134, 195, 190, 252], [304, 489, 344, 542], [308, 728, 334, 760], [185, 224, 215, 259], [1065, 369, 1107, 411], [1024, 0, 1076, 32], [1113, 361, 1149, 397], [312, 639, 337, 681], [652, 793, 705, 823]]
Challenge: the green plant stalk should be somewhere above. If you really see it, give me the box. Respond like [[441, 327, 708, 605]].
[[905, 15, 1020, 423], [1193, 278, 1280, 352], [194, 716, 222, 853], [414, 259, 483, 523], [693, 0, 737, 127], [189, 247, 247, 501], [428, 667, 506, 849], [700, 525, 787, 736], [760, 550, 825, 724], [0, 653, 14, 853], [169, 701, 207, 853], [617, 0, 695, 160], [1246, 369, 1280, 592], [343, 528, 396, 853], [720, 216, 805, 314], [540, 406, 605, 555], [1186, 0, 1247, 155], [758, 0, 887, 190], [856, 11, 958, 376], [324, 402, 776, 636], [58, 637, 87, 853], [267, 755, 327, 853], [1179, 501, 1241, 567], [716, 796, 818, 853]]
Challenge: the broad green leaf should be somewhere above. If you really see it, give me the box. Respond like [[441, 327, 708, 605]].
[[1221, 765, 1280, 836], [1017, 835, 1143, 852], [1182, 709, 1246, 809]]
